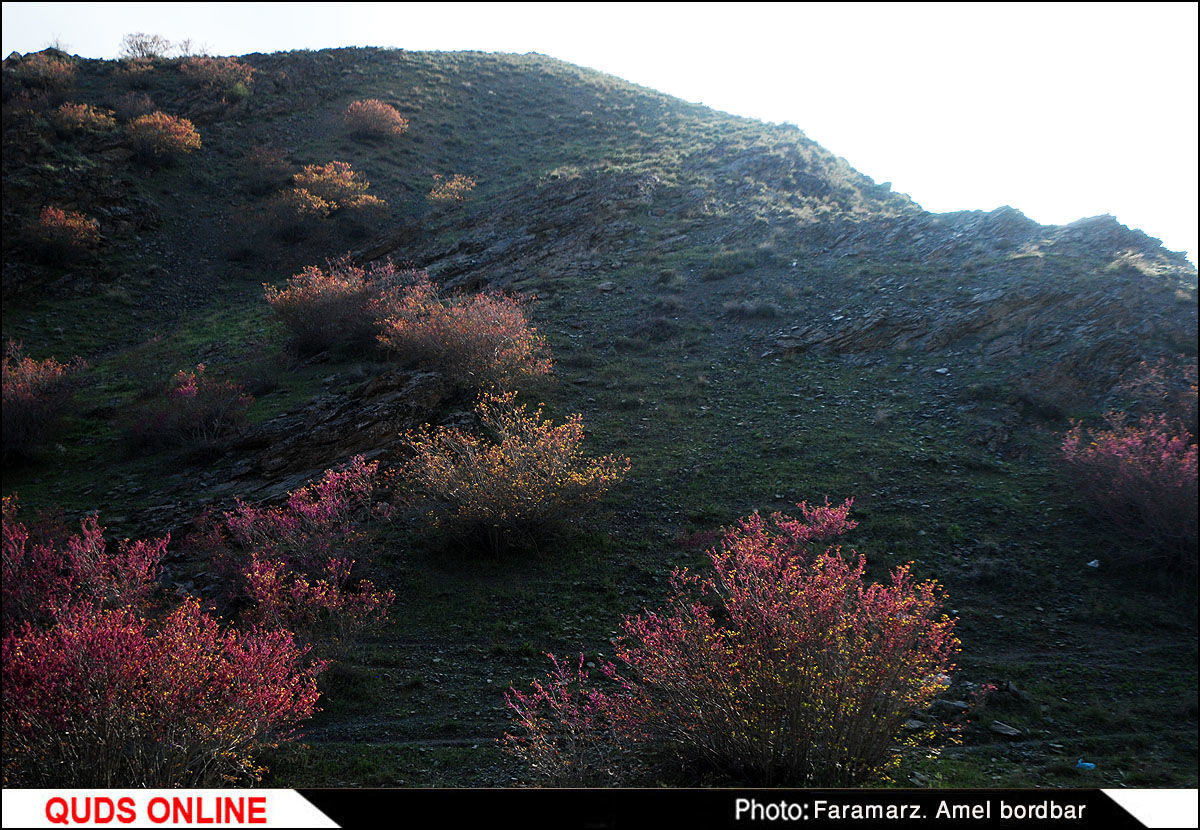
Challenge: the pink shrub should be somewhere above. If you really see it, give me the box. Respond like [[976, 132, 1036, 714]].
[[2, 598, 324, 786], [1062, 412, 1198, 572], [242, 554, 393, 647], [2, 496, 165, 627], [504, 654, 641, 786], [506, 499, 960, 786], [189, 456, 395, 646], [127, 363, 253, 453]]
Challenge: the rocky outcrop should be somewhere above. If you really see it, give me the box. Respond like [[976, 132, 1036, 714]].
[[229, 368, 457, 500]]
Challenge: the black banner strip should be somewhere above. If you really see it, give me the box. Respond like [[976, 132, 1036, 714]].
[[298, 787, 1147, 829]]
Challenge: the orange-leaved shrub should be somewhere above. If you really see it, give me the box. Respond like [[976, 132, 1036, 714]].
[[375, 274, 553, 390], [344, 99, 408, 137], [505, 499, 961, 786], [3, 52, 76, 96], [402, 391, 630, 552], [126, 111, 201, 163], [264, 258, 412, 356], [292, 161, 385, 212], [1, 500, 324, 786], [179, 56, 254, 97], [51, 102, 116, 134], [2, 341, 86, 461], [257, 161, 386, 242], [32, 205, 101, 259], [428, 173, 476, 204], [186, 456, 395, 650]]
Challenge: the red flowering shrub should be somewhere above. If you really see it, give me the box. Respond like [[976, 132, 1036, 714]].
[[402, 391, 629, 552], [189, 456, 395, 648], [126, 364, 253, 454], [264, 258, 412, 355], [506, 499, 961, 786], [344, 99, 408, 138], [51, 102, 116, 134], [126, 111, 201, 163], [376, 275, 554, 390], [428, 173, 477, 204], [2, 598, 324, 786], [2, 496, 166, 627], [2, 341, 86, 461], [1061, 412, 1198, 573]]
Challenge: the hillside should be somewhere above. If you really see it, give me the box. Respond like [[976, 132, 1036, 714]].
[[2, 46, 1196, 790]]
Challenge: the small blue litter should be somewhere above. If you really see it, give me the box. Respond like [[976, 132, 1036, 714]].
[[1076, 759, 1095, 770]]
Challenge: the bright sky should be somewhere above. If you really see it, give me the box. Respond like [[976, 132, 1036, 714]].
[[4, 1, 1197, 265]]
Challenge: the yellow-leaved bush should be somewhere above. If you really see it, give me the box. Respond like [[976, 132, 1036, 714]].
[[401, 391, 631, 552]]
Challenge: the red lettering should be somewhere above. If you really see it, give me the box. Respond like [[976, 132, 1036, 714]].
[[249, 796, 267, 824], [147, 797, 170, 824], [117, 798, 136, 825]]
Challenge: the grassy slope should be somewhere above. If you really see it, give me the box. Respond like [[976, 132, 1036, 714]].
[[1, 48, 1195, 788]]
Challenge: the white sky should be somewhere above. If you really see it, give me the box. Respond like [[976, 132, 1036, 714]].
[[3, 1, 1197, 265]]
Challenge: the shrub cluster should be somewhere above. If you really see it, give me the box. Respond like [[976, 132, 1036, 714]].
[[1, 496, 165, 627], [3, 599, 323, 786], [402, 391, 630, 552], [376, 274, 554, 390], [428, 173, 477, 204], [188, 456, 395, 649], [1, 341, 85, 461], [180, 56, 254, 97], [1061, 412, 1197, 573], [4, 52, 76, 96], [51, 102, 116, 134], [1, 500, 324, 786], [264, 258, 412, 355], [126, 111, 201, 163], [32, 205, 101, 259], [505, 499, 961, 786], [292, 161, 386, 212], [258, 161, 386, 242], [344, 99, 408, 138], [126, 363, 253, 454]]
